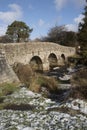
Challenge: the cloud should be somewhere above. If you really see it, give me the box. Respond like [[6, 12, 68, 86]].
[[0, 4, 22, 23], [65, 24, 77, 32], [66, 14, 85, 32], [0, 4, 23, 36], [54, 0, 86, 11], [54, 0, 68, 10], [38, 19, 45, 27], [74, 14, 85, 24]]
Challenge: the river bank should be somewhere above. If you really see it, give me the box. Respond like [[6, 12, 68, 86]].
[[0, 87, 87, 130]]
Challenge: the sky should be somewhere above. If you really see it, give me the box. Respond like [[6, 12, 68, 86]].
[[0, 0, 86, 40]]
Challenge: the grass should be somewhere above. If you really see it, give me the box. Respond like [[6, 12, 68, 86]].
[[13, 63, 59, 97], [0, 83, 18, 95], [29, 74, 58, 94], [37, 75, 58, 92], [0, 82, 19, 109]]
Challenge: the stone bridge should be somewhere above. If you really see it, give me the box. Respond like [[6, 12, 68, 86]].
[[0, 42, 75, 83]]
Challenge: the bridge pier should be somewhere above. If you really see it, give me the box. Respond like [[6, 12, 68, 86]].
[[43, 62, 49, 71]]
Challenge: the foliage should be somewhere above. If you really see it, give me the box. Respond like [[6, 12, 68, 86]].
[[6, 20, 33, 42], [64, 31, 77, 46], [0, 35, 12, 43], [77, 1, 87, 64], [71, 68, 87, 99], [78, 0, 87, 50], [41, 25, 66, 43], [80, 50, 87, 65], [41, 25, 77, 47]]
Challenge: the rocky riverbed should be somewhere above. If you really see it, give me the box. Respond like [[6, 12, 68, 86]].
[[0, 87, 87, 130]]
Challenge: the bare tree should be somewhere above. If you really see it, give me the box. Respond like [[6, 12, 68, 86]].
[[41, 25, 77, 47]]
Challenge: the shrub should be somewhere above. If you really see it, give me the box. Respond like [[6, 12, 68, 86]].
[[70, 86, 87, 99], [71, 68, 87, 86], [38, 76, 58, 92], [71, 68, 87, 99], [13, 63, 34, 87]]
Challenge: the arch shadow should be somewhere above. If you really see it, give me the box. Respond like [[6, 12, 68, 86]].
[[48, 53, 58, 70], [61, 53, 66, 65], [29, 56, 43, 72], [61, 54, 65, 60]]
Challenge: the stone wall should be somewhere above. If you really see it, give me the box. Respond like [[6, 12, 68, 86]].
[[0, 49, 19, 84]]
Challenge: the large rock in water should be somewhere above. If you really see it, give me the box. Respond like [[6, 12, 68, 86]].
[[0, 49, 19, 84]]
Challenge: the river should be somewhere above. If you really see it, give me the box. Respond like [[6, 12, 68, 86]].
[[0, 65, 87, 130]]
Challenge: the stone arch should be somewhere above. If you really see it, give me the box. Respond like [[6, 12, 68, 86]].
[[48, 53, 58, 69], [61, 54, 65, 60], [29, 56, 43, 72], [61, 53, 66, 65]]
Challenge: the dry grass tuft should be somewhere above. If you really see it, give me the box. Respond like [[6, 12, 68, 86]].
[[29, 75, 58, 94], [13, 63, 34, 87], [13, 63, 59, 97]]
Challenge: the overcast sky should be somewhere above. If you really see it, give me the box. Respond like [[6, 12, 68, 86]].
[[0, 0, 86, 39]]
